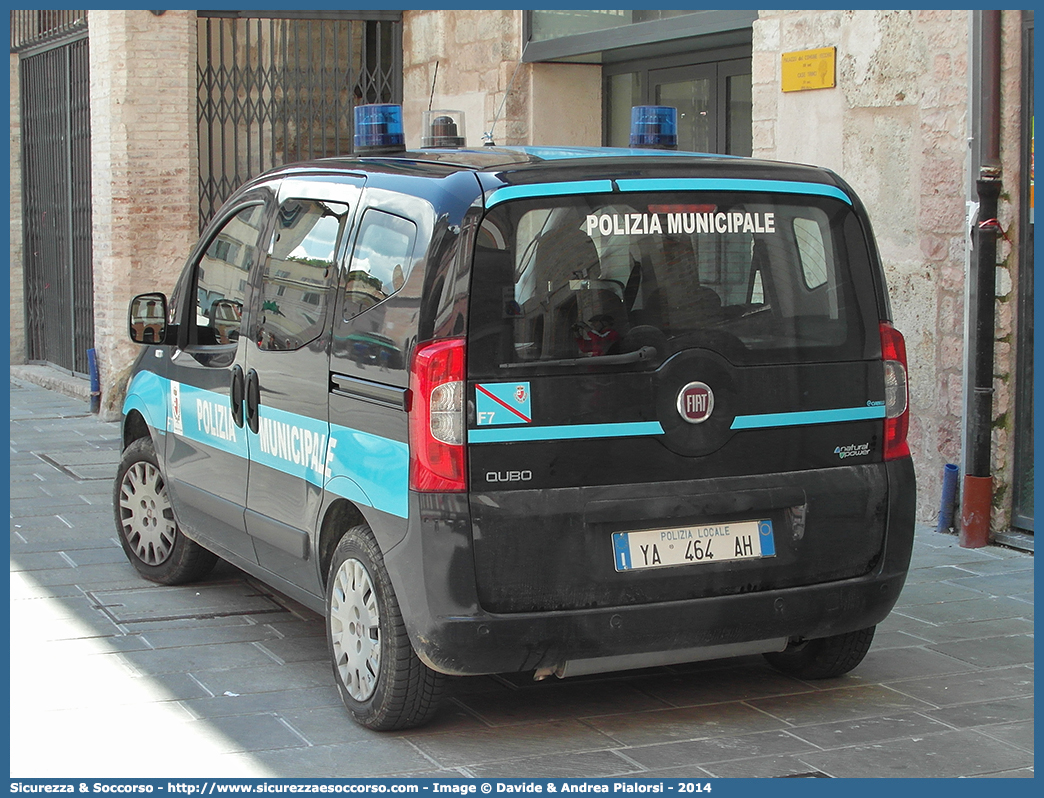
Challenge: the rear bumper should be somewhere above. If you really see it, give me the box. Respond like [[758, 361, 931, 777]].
[[407, 565, 907, 676], [386, 458, 916, 677]]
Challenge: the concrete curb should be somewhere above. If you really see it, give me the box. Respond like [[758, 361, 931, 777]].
[[11, 363, 92, 402]]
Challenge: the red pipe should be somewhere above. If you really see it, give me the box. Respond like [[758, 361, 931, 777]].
[[959, 475, 992, 548], [959, 10, 1003, 549]]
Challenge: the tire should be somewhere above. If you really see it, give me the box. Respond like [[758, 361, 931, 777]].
[[763, 626, 876, 680], [326, 525, 445, 730], [113, 437, 218, 585]]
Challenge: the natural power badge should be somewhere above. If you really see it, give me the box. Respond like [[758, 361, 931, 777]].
[[835, 442, 870, 459]]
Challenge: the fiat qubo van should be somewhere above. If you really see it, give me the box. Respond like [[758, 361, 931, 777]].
[[115, 105, 915, 730]]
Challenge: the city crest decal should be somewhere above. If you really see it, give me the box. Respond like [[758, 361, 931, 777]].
[[476, 382, 532, 426]]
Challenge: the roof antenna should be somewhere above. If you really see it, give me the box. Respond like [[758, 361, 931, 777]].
[[483, 58, 522, 147], [428, 61, 439, 111]]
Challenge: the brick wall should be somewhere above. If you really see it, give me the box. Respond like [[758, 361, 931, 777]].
[[10, 52, 25, 366], [88, 10, 198, 419]]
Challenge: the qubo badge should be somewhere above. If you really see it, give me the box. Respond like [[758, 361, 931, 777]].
[[475, 382, 532, 426]]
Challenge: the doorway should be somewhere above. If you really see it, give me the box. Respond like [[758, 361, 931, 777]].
[[20, 34, 95, 375], [196, 11, 403, 228], [606, 54, 752, 156]]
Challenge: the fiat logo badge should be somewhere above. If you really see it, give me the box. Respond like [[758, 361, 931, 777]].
[[677, 382, 714, 424]]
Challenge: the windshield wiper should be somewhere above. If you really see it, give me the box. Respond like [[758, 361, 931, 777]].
[[500, 345, 658, 369]]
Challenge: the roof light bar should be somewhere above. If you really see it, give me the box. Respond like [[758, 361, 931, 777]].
[[354, 104, 406, 154], [629, 105, 678, 150]]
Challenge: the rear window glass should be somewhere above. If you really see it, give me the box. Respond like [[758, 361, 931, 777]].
[[468, 192, 873, 375]]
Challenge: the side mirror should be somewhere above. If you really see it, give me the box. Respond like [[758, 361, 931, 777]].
[[129, 292, 168, 344], [208, 298, 243, 344]]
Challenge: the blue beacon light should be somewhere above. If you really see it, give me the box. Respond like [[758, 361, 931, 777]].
[[629, 105, 678, 150], [354, 103, 406, 153]]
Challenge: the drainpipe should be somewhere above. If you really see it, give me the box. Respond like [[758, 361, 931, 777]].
[[960, 10, 1002, 548]]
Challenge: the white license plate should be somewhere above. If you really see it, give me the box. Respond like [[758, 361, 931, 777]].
[[612, 519, 776, 572]]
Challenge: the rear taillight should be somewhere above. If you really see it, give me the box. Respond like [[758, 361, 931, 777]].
[[408, 338, 467, 492], [879, 321, 910, 461]]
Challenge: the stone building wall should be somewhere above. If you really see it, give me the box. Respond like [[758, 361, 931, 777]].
[[10, 52, 25, 366], [402, 10, 521, 148], [402, 10, 600, 148], [13, 10, 1026, 531], [752, 9, 1026, 530], [988, 10, 1027, 531], [88, 10, 199, 419]]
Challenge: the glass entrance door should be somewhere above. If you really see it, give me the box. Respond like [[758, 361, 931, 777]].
[[653, 64, 714, 153], [606, 58, 752, 155]]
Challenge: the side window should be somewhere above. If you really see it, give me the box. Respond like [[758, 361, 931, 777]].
[[256, 199, 348, 351], [342, 209, 418, 320], [195, 204, 265, 345], [794, 217, 828, 289]]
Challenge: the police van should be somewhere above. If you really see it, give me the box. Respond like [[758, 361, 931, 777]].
[[115, 104, 916, 730]]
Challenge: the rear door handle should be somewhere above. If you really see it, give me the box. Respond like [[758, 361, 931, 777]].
[[245, 368, 260, 435], [230, 365, 245, 427]]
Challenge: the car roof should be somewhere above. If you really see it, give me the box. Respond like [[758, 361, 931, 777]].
[[258, 146, 837, 181], [242, 146, 856, 211]]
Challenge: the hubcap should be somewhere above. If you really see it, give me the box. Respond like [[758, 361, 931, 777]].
[[329, 558, 381, 701], [118, 461, 176, 566]]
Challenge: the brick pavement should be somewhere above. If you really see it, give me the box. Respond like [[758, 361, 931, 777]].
[[8, 374, 1034, 778]]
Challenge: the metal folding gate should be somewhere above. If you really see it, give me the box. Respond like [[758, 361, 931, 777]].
[[16, 16, 94, 375], [197, 11, 403, 228]]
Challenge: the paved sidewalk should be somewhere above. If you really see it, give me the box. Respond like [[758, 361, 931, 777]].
[[9, 374, 1034, 778]]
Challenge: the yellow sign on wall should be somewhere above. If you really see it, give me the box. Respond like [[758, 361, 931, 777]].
[[781, 47, 836, 92]]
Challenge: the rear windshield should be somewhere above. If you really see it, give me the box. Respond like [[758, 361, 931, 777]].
[[467, 192, 877, 376]]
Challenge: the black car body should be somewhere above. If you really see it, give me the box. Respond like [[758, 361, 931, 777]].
[[116, 143, 916, 729]]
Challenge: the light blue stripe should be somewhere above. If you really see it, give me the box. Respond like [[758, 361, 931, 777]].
[[251, 403, 330, 487], [485, 180, 615, 208], [615, 178, 853, 205], [326, 422, 409, 518], [470, 421, 664, 444], [503, 146, 738, 161], [731, 405, 885, 430], [122, 372, 408, 518], [123, 370, 168, 433], [174, 382, 249, 458]]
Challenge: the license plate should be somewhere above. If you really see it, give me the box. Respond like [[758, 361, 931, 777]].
[[612, 519, 776, 572]]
